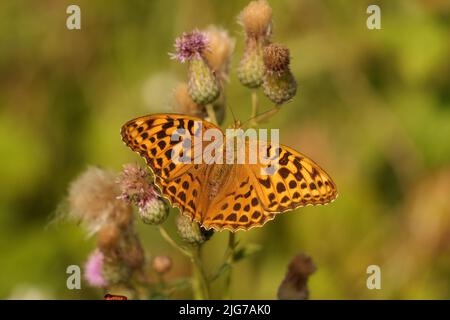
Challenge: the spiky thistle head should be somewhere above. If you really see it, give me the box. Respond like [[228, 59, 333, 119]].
[[117, 163, 169, 225], [170, 30, 209, 63]]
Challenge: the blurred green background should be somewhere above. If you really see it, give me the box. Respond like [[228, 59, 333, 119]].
[[1, 0, 450, 299]]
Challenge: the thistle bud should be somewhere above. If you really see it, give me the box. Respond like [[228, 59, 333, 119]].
[[175, 214, 213, 245], [262, 44, 297, 105], [170, 31, 220, 105], [139, 198, 169, 225], [152, 255, 173, 274], [188, 56, 220, 105], [237, 38, 265, 88]]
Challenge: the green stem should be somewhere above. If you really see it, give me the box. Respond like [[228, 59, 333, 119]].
[[159, 226, 210, 299], [158, 226, 191, 258], [250, 91, 259, 126], [190, 246, 210, 299], [223, 232, 236, 299], [252, 104, 280, 126], [206, 104, 218, 125]]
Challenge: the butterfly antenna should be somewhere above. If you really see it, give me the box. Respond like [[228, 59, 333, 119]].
[[241, 105, 280, 127], [228, 104, 237, 124]]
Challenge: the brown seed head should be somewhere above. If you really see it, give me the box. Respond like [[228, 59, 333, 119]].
[[68, 167, 131, 234], [97, 224, 121, 252], [277, 253, 316, 300], [120, 232, 145, 270], [263, 43, 290, 74]]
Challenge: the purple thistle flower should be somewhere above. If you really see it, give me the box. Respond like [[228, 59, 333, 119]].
[[85, 250, 107, 287], [117, 163, 159, 214], [170, 30, 209, 63]]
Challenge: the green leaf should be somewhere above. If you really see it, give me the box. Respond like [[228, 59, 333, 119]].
[[233, 243, 262, 262], [210, 263, 231, 282], [167, 277, 192, 291], [150, 293, 169, 300]]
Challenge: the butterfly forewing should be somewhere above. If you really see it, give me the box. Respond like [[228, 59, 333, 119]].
[[121, 114, 219, 220]]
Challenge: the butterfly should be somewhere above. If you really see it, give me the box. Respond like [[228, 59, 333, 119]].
[[121, 114, 337, 232]]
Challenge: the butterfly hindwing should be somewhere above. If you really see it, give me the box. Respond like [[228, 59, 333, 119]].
[[203, 165, 269, 231], [201, 142, 337, 231], [249, 144, 337, 213]]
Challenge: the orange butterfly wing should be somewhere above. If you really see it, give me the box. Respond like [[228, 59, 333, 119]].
[[203, 143, 338, 231], [121, 114, 219, 222]]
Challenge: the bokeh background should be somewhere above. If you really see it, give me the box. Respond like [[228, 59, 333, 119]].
[[1, 0, 450, 299]]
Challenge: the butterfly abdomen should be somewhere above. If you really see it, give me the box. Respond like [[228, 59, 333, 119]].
[[207, 165, 232, 200]]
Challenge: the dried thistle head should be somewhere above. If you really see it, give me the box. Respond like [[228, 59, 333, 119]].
[[238, 0, 273, 40], [173, 83, 207, 117], [277, 253, 316, 300], [262, 43, 297, 105], [170, 30, 209, 63], [68, 166, 131, 235], [263, 43, 290, 75], [203, 26, 235, 82], [97, 224, 121, 252], [120, 231, 145, 270]]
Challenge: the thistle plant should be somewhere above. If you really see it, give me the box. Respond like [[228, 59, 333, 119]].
[[171, 31, 220, 106], [63, 1, 319, 300], [237, 0, 272, 89], [263, 43, 297, 105]]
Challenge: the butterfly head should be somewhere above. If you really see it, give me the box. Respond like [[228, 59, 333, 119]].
[[226, 120, 242, 130]]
